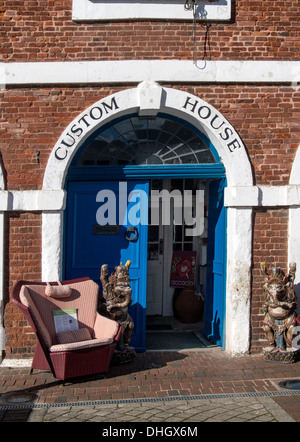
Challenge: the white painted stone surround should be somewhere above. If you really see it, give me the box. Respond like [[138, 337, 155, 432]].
[[2, 60, 300, 86], [0, 171, 4, 354], [1, 60, 300, 358], [72, 0, 231, 21]]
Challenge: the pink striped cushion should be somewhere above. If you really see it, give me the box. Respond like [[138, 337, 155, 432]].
[[49, 338, 113, 353], [56, 327, 92, 344], [45, 283, 72, 299]]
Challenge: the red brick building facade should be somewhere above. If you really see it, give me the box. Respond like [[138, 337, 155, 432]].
[[1, 0, 300, 360]]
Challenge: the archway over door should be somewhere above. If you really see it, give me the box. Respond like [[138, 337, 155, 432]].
[[0, 161, 5, 356], [289, 143, 300, 307], [64, 112, 226, 350], [42, 82, 254, 354]]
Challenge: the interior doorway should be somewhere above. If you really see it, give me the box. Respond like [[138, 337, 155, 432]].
[[145, 177, 226, 350], [146, 179, 210, 330]]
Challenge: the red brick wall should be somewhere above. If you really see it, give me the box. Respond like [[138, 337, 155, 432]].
[[1, 1, 299, 62], [177, 85, 300, 186], [251, 209, 289, 353], [0, 87, 125, 190], [4, 212, 42, 358]]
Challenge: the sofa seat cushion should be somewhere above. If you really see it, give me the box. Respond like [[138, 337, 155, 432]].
[[56, 327, 92, 345], [49, 337, 113, 353]]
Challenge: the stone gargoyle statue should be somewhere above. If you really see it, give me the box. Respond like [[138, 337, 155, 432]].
[[100, 260, 135, 363], [261, 262, 298, 362]]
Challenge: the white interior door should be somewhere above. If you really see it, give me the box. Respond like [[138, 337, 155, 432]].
[[146, 179, 207, 317], [146, 179, 164, 315], [146, 225, 164, 315], [146, 221, 174, 317], [146, 180, 182, 317]]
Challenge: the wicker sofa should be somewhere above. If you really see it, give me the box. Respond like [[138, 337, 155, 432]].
[[10, 277, 121, 380]]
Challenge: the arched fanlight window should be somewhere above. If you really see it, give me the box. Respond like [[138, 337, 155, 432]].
[[75, 116, 216, 166]]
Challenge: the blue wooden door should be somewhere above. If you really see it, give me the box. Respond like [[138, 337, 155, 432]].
[[204, 179, 226, 347], [65, 180, 149, 351]]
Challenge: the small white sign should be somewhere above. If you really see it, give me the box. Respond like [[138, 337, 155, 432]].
[[53, 308, 79, 334]]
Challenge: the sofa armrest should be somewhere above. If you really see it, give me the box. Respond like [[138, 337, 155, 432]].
[[94, 313, 120, 340], [49, 338, 113, 353]]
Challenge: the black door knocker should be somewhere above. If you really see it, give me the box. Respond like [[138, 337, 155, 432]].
[[125, 226, 138, 242]]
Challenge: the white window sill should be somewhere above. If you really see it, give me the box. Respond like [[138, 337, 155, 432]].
[[72, 0, 231, 21]]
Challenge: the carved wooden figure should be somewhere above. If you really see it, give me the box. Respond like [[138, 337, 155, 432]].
[[261, 262, 298, 363], [100, 261, 136, 363]]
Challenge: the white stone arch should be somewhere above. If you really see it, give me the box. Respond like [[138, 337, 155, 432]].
[[43, 82, 253, 190], [289, 144, 300, 306], [42, 82, 254, 354], [0, 160, 5, 355]]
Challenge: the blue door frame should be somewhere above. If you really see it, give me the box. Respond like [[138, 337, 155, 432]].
[[203, 179, 227, 348], [64, 158, 227, 351]]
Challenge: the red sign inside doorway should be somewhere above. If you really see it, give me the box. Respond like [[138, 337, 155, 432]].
[[170, 251, 197, 288]]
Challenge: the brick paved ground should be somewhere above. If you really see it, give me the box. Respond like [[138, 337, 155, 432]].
[[23, 396, 298, 423], [0, 348, 299, 422]]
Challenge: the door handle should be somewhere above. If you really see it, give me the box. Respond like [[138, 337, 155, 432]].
[[159, 239, 164, 254], [125, 226, 138, 242]]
